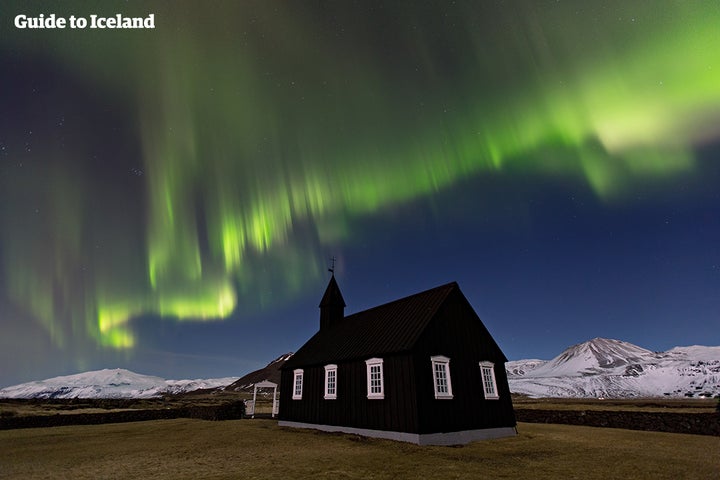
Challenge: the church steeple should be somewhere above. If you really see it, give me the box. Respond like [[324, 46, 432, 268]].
[[319, 274, 345, 331]]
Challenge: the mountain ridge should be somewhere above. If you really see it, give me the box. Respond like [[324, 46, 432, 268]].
[[224, 352, 293, 391], [1, 339, 718, 399], [0, 368, 239, 399]]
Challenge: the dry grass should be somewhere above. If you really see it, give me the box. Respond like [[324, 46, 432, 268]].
[[1, 419, 717, 479], [512, 396, 718, 413]]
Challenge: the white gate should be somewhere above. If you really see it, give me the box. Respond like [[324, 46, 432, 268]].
[[250, 380, 278, 418]]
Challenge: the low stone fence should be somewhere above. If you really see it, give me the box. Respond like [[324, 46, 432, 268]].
[[0, 401, 245, 430], [515, 408, 720, 436]]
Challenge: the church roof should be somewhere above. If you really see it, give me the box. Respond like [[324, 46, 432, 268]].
[[284, 281, 459, 369]]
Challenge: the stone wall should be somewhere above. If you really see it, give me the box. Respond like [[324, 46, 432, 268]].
[[515, 408, 720, 436], [0, 401, 245, 430]]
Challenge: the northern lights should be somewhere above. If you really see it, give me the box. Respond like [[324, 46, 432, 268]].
[[1, 1, 719, 385]]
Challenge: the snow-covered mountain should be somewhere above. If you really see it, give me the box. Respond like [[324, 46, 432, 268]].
[[505, 359, 546, 377], [507, 338, 720, 398], [0, 369, 238, 399], [3, 340, 718, 400]]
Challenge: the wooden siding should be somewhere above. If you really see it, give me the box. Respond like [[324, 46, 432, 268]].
[[412, 289, 516, 434], [280, 354, 420, 433]]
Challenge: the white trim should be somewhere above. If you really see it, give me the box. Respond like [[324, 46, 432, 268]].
[[365, 357, 384, 399], [251, 380, 278, 418], [278, 421, 517, 445], [324, 364, 338, 400], [430, 355, 453, 399], [479, 361, 499, 400], [292, 369, 304, 400]]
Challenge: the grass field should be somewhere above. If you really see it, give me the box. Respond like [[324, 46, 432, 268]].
[[1, 419, 717, 479]]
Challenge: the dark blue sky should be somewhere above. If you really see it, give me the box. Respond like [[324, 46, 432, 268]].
[[1, 1, 719, 387]]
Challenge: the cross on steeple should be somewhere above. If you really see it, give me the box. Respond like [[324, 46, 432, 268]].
[[328, 255, 337, 275]]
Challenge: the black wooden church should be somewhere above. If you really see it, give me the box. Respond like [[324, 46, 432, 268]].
[[279, 276, 516, 445]]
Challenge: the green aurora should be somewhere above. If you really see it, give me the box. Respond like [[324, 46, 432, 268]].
[[2, 1, 719, 352]]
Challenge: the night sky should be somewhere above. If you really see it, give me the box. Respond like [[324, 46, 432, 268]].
[[1, 1, 719, 387]]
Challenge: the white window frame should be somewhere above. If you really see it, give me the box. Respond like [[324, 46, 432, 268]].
[[479, 361, 499, 400], [365, 358, 385, 399], [292, 369, 304, 400], [324, 364, 338, 400], [430, 355, 453, 399]]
